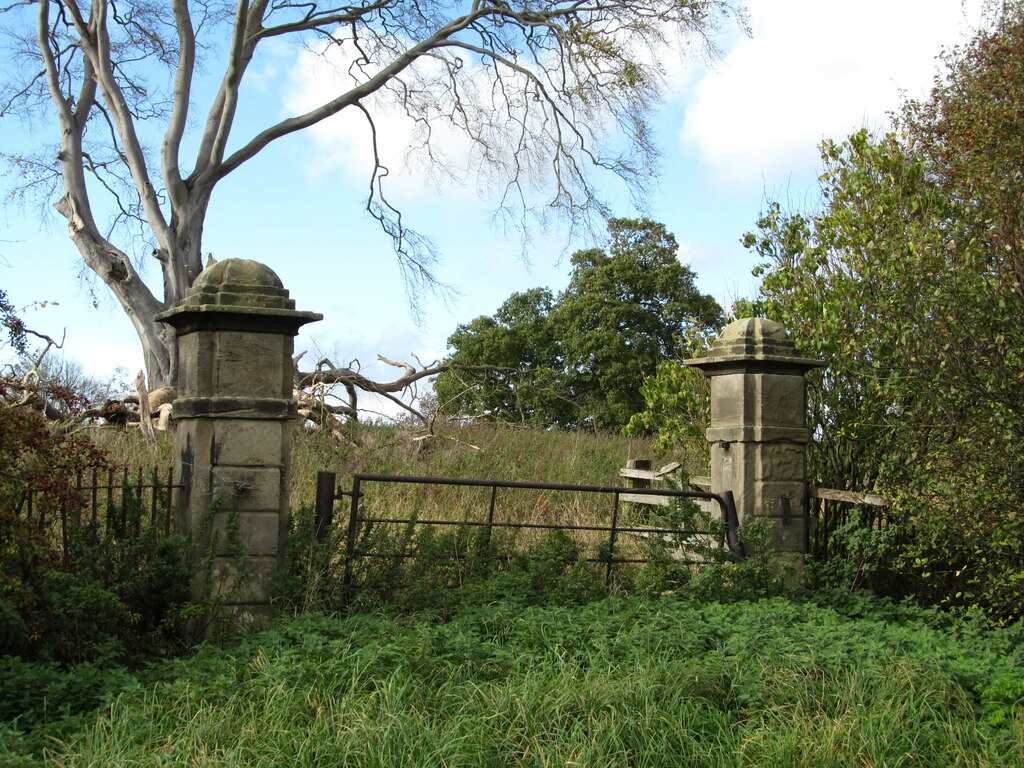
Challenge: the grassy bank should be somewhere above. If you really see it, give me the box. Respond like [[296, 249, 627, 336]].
[[5, 594, 1024, 766]]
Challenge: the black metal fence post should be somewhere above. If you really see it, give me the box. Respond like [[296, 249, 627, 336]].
[[314, 471, 336, 541], [485, 485, 498, 550], [342, 475, 362, 597], [605, 491, 621, 584], [720, 490, 742, 557]]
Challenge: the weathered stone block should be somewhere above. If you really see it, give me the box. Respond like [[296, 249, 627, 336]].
[[209, 556, 279, 604], [757, 481, 807, 513], [214, 420, 287, 467], [709, 375, 749, 427], [688, 318, 824, 562], [758, 515, 807, 553], [221, 603, 274, 631], [757, 374, 805, 428], [208, 511, 282, 557], [212, 331, 289, 398], [176, 333, 202, 396], [755, 443, 806, 482], [208, 466, 283, 512]]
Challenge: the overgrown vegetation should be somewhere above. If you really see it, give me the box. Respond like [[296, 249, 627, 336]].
[[636, 3, 1024, 624], [0, 409, 192, 664], [275, 484, 772, 619], [6, 414, 1024, 763], [5, 596, 1023, 766]]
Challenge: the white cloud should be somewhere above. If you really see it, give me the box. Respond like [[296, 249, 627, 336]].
[[281, 21, 719, 210], [284, 41, 436, 196], [680, 0, 987, 190], [283, 36, 529, 204]]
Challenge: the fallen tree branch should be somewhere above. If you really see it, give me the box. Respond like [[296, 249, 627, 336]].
[[293, 355, 514, 432]]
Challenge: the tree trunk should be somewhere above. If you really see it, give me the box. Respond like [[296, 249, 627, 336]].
[[55, 193, 210, 389]]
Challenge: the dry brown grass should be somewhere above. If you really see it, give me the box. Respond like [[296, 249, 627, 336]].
[[84, 421, 665, 531]]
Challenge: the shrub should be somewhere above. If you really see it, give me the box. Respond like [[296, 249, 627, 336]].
[[1, 409, 192, 663]]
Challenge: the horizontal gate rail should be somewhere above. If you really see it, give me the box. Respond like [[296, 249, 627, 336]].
[[314, 471, 739, 595]]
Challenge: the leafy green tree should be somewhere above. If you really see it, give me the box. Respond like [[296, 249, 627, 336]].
[[748, 129, 1024, 621], [902, 6, 1024, 305], [553, 219, 723, 427], [436, 288, 576, 425], [635, 4, 1024, 621], [435, 218, 723, 428]]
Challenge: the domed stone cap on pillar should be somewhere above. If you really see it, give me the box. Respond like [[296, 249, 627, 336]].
[[156, 259, 322, 333], [684, 317, 824, 376], [182, 259, 295, 310]]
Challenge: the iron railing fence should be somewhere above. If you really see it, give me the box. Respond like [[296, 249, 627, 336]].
[[18, 466, 182, 560]]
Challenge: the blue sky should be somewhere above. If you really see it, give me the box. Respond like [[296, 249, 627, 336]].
[[0, 0, 987, 409]]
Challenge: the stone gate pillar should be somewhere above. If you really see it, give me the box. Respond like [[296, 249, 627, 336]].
[[685, 318, 824, 567], [157, 259, 321, 627]]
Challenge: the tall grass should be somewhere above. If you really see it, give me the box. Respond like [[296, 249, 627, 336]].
[[291, 422, 656, 500], [22, 597, 1024, 767], [88, 422, 659, 525], [9, 426, 1024, 766]]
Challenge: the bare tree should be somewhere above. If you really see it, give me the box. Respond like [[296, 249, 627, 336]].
[[1, 0, 740, 388]]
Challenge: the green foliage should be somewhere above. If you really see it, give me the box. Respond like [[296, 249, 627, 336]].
[[633, 482, 786, 603], [902, 4, 1024, 303], [0, 408, 107, 519], [0, 410, 192, 663], [980, 672, 1024, 728], [278, 461, 783, 617], [745, 126, 1024, 620], [436, 218, 723, 429], [283, 514, 614, 617], [1, 489, 192, 664], [738, 11, 1024, 623], [11, 596, 1024, 765], [0, 655, 141, 759], [624, 324, 716, 468], [274, 505, 348, 615], [436, 288, 576, 425], [806, 510, 904, 594]]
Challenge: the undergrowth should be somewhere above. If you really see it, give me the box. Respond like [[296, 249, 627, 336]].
[[6, 595, 1022, 766], [274, 482, 776, 618], [7, 423, 1021, 764]]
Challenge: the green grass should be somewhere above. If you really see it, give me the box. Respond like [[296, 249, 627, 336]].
[[7, 595, 1023, 767]]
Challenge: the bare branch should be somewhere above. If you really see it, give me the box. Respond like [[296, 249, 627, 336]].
[[2, 0, 737, 389], [294, 352, 514, 430]]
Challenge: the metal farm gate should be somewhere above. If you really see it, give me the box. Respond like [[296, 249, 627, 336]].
[[314, 472, 740, 593]]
